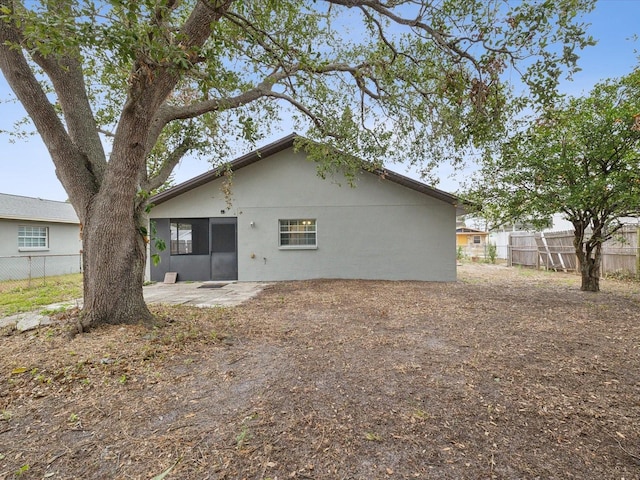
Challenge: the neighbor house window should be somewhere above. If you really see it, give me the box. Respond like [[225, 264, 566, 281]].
[[18, 225, 48, 250], [279, 219, 317, 248], [170, 219, 209, 255], [473, 235, 481, 244]]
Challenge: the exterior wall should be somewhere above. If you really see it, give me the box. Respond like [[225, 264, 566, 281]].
[[150, 149, 457, 282], [0, 218, 82, 280], [456, 232, 489, 248], [456, 232, 490, 259]]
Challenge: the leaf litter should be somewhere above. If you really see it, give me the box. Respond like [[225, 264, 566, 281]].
[[0, 263, 639, 479]]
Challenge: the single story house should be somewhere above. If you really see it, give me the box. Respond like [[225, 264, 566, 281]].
[[456, 226, 490, 258], [0, 193, 82, 281], [148, 134, 464, 283]]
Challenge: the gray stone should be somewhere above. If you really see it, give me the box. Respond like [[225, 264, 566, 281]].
[[0, 314, 20, 329], [16, 314, 46, 332]]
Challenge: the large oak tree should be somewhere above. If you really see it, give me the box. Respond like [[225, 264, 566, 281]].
[[0, 0, 594, 330], [468, 68, 640, 292]]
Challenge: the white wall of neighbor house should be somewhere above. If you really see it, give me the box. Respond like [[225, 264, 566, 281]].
[[0, 219, 81, 256], [149, 148, 457, 282], [0, 218, 82, 280]]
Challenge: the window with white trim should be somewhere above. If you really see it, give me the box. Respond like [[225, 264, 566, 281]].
[[18, 225, 48, 249], [279, 219, 317, 248]]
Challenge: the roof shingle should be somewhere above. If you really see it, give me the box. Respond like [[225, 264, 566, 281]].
[[0, 193, 79, 224]]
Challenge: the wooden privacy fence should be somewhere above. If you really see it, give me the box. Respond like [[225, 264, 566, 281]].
[[508, 225, 640, 277]]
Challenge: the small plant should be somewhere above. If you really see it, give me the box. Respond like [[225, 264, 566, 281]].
[[15, 464, 30, 476], [1, 410, 11, 421], [412, 409, 430, 420], [456, 246, 465, 261], [40, 305, 68, 316], [68, 413, 79, 424], [236, 413, 258, 449], [487, 242, 497, 264], [118, 374, 128, 384], [236, 425, 250, 449], [364, 432, 382, 442]]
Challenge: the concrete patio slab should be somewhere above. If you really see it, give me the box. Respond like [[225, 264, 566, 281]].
[[142, 281, 269, 307]]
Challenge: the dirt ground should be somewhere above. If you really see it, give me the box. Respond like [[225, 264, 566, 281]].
[[1, 263, 639, 480]]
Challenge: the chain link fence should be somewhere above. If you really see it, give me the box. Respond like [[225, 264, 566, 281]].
[[0, 254, 83, 290]]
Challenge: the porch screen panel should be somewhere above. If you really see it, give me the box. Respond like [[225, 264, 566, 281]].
[[170, 219, 209, 255]]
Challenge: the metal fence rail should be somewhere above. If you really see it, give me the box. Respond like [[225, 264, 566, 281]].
[[0, 254, 82, 289]]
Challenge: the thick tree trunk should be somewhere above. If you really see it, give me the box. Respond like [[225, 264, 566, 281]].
[[579, 255, 600, 292], [75, 203, 153, 332], [70, 159, 153, 332]]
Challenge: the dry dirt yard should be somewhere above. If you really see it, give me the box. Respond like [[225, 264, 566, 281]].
[[1, 263, 639, 480]]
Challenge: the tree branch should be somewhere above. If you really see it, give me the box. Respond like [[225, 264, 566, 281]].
[[0, 0, 97, 215], [143, 139, 193, 193]]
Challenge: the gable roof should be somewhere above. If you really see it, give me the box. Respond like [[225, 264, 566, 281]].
[[0, 193, 79, 224], [151, 134, 464, 212]]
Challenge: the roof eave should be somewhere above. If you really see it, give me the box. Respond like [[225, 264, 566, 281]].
[[150, 133, 465, 210], [0, 215, 79, 224]]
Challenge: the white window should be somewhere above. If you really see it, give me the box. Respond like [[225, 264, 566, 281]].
[[18, 225, 48, 250], [279, 219, 317, 248]]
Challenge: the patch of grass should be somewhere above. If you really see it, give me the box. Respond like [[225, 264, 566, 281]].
[[364, 432, 382, 442], [0, 273, 82, 317]]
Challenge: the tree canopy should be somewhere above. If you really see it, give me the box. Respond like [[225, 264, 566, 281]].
[[0, 0, 596, 328], [468, 68, 640, 291]]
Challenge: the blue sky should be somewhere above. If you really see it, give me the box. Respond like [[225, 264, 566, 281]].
[[0, 0, 638, 202]]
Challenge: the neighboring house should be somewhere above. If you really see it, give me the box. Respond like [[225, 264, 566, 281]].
[[0, 193, 82, 280], [148, 134, 464, 283], [456, 226, 490, 258]]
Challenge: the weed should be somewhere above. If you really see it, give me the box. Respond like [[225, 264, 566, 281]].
[[68, 413, 79, 424], [412, 409, 430, 420], [15, 464, 30, 476], [0, 410, 11, 421], [236, 425, 250, 449], [236, 413, 258, 449], [364, 432, 382, 442], [33, 373, 50, 384], [487, 243, 497, 264], [605, 270, 638, 282], [40, 305, 68, 316], [118, 374, 128, 384]]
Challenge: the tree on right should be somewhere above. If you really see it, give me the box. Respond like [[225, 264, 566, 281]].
[[468, 68, 640, 292]]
